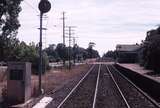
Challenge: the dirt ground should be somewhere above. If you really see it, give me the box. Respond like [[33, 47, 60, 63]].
[[0, 64, 90, 103], [0, 67, 7, 103], [31, 64, 90, 97]]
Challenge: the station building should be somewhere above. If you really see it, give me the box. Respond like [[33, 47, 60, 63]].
[[116, 44, 140, 63]]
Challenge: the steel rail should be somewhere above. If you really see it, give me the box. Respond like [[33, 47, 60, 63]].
[[92, 64, 101, 108], [56, 64, 95, 108], [105, 65, 131, 108], [111, 65, 160, 108]]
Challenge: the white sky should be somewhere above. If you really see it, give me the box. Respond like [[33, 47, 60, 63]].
[[17, 0, 160, 55]]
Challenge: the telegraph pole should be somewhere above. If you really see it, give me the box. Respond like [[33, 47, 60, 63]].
[[60, 12, 66, 66], [65, 26, 76, 69], [38, 0, 51, 94], [68, 27, 72, 69], [72, 36, 78, 46], [73, 37, 75, 46], [39, 12, 43, 94], [62, 12, 66, 45]]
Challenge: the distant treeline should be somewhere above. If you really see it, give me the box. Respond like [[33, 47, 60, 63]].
[[103, 50, 116, 59], [45, 43, 100, 63], [0, 38, 99, 71]]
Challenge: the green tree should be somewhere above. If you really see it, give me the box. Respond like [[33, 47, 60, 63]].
[[86, 42, 99, 58], [140, 27, 160, 72], [0, 0, 22, 61], [56, 43, 67, 65], [44, 44, 60, 62], [72, 44, 79, 63], [103, 51, 116, 59]]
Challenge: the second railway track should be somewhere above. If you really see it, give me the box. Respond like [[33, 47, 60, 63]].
[[55, 63, 160, 108]]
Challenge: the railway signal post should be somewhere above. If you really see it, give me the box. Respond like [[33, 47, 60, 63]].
[[38, 0, 51, 94]]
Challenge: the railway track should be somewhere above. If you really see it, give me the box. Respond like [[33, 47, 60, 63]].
[[50, 64, 160, 108], [108, 65, 160, 108]]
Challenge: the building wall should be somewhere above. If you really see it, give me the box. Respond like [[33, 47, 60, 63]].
[[116, 51, 138, 63]]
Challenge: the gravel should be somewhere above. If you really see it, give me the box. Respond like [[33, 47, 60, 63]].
[[95, 64, 127, 108], [108, 65, 157, 108], [59, 65, 99, 108], [45, 64, 157, 108], [46, 65, 95, 108]]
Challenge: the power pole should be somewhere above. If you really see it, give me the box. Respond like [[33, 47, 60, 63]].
[[68, 27, 72, 69], [60, 12, 67, 66], [72, 36, 78, 46], [65, 26, 76, 46], [65, 26, 76, 69], [72, 36, 78, 64], [62, 12, 66, 45], [73, 37, 75, 46], [39, 12, 43, 94]]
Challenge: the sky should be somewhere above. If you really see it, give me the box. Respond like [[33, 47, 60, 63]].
[[17, 0, 160, 55]]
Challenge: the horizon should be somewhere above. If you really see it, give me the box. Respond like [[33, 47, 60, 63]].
[[17, 0, 160, 55]]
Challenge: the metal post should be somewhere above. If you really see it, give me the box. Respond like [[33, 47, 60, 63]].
[[38, 0, 51, 95], [39, 12, 43, 94]]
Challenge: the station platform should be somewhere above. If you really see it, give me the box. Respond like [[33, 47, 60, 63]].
[[117, 63, 160, 82]]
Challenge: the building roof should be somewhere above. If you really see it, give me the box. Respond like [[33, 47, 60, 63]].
[[116, 44, 140, 52]]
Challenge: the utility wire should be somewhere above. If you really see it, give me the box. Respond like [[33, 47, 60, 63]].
[[23, 0, 39, 13], [50, 0, 54, 6]]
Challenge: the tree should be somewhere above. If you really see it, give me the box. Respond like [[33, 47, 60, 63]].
[[44, 44, 60, 62], [87, 42, 94, 58], [103, 51, 116, 59], [55, 43, 67, 65], [86, 42, 99, 58], [73, 44, 79, 63], [140, 26, 160, 73], [0, 0, 22, 61], [88, 42, 95, 48]]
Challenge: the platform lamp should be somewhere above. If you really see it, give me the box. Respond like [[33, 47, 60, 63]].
[[38, 0, 51, 94]]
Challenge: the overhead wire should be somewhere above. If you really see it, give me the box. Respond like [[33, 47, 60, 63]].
[[50, 0, 54, 6], [23, 0, 39, 13]]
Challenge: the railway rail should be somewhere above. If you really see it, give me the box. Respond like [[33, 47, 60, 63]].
[[108, 65, 160, 108], [47, 63, 160, 108]]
